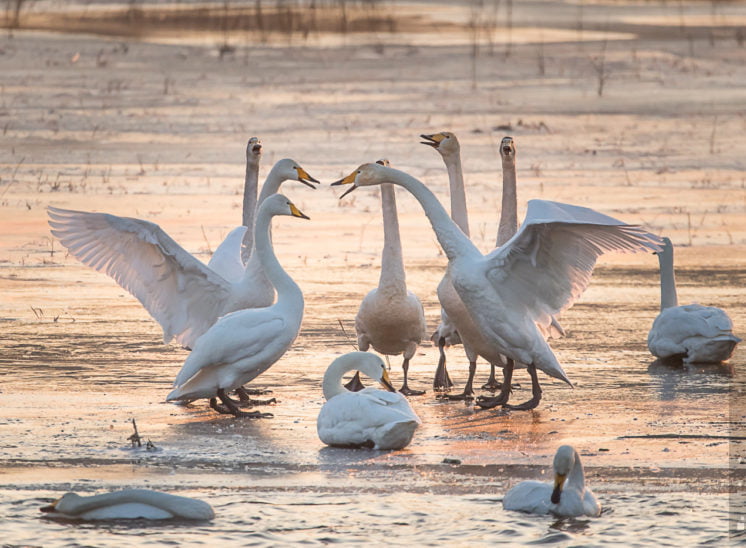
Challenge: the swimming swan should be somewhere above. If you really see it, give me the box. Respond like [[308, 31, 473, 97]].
[[348, 160, 427, 396], [647, 237, 741, 363], [333, 162, 662, 409], [503, 445, 601, 517], [166, 194, 308, 417], [40, 488, 214, 520], [317, 351, 422, 450], [207, 136, 263, 282], [48, 158, 318, 350]]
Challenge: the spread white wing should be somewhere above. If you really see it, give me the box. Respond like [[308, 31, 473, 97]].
[[207, 226, 249, 283], [486, 200, 662, 330], [48, 206, 232, 346]]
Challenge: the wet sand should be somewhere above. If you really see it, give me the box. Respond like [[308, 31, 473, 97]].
[[0, 0, 745, 544]]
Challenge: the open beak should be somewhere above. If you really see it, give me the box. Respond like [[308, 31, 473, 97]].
[[296, 167, 320, 189], [551, 473, 566, 504], [380, 368, 397, 392], [252, 143, 262, 154], [289, 203, 310, 220], [420, 133, 445, 148], [331, 170, 358, 199]]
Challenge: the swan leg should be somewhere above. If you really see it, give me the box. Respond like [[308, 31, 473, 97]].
[[504, 363, 542, 411], [481, 362, 502, 391], [433, 337, 454, 392], [210, 389, 274, 418], [236, 386, 273, 398], [343, 371, 366, 392], [442, 360, 476, 401], [234, 386, 277, 407], [475, 360, 513, 409], [399, 358, 425, 396]]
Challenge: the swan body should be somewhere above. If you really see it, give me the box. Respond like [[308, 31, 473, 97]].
[[207, 136, 262, 282], [647, 237, 740, 363], [166, 194, 307, 409], [40, 489, 214, 520], [48, 158, 318, 350], [333, 163, 662, 401], [503, 445, 601, 518], [353, 171, 427, 395], [317, 352, 422, 450]]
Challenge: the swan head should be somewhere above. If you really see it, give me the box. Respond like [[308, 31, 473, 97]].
[[339, 351, 397, 392], [420, 131, 460, 158], [40, 492, 80, 514], [550, 445, 578, 504], [272, 158, 320, 189], [653, 236, 673, 256], [246, 136, 262, 166], [500, 136, 515, 164], [331, 162, 391, 199], [260, 193, 310, 220]]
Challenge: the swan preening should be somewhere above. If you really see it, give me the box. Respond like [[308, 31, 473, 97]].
[[503, 445, 601, 518], [40, 489, 214, 520], [333, 162, 663, 409], [166, 194, 308, 417], [349, 159, 427, 396], [317, 352, 422, 450], [48, 158, 319, 350], [648, 237, 741, 363]]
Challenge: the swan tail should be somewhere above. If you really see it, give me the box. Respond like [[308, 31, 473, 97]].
[[374, 420, 419, 450]]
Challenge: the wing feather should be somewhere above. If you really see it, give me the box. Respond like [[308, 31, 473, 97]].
[[48, 206, 232, 347]]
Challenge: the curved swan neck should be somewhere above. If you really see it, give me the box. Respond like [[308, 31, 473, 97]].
[[257, 163, 287, 204], [445, 154, 470, 237], [382, 167, 479, 261], [497, 156, 518, 247], [241, 156, 260, 262], [253, 205, 302, 306], [658, 244, 678, 311], [378, 184, 406, 292], [322, 357, 358, 400]]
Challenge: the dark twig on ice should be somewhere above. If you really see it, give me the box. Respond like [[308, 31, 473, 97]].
[[128, 418, 142, 447]]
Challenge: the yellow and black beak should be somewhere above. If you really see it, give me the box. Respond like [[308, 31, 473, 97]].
[[295, 166, 320, 189], [500, 137, 515, 157], [331, 170, 358, 199], [289, 202, 310, 220], [420, 133, 446, 148], [551, 473, 566, 504], [40, 498, 60, 513], [380, 367, 396, 393]]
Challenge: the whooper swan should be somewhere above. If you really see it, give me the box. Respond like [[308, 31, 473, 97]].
[[333, 162, 662, 410], [166, 194, 308, 417], [317, 351, 422, 450], [40, 488, 214, 520], [346, 160, 427, 396], [503, 445, 601, 517], [647, 237, 741, 364], [48, 158, 318, 351]]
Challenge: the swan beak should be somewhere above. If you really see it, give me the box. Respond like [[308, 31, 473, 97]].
[[295, 167, 320, 189], [40, 498, 60, 513], [380, 368, 397, 392], [289, 203, 310, 220], [551, 473, 566, 504], [420, 133, 445, 148], [331, 170, 358, 199]]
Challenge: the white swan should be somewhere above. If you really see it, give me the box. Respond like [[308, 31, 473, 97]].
[[333, 163, 662, 409], [317, 351, 422, 450], [207, 136, 262, 282], [348, 160, 427, 396], [40, 489, 214, 520], [503, 445, 601, 517], [48, 158, 318, 350], [648, 237, 741, 363], [167, 194, 307, 417]]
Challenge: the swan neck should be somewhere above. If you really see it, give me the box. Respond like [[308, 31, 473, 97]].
[[378, 184, 406, 292], [497, 158, 518, 246], [658, 246, 678, 310], [241, 159, 260, 262], [446, 155, 470, 237], [385, 168, 478, 262], [566, 452, 586, 492], [254, 205, 302, 306], [322, 358, 357, 400]]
